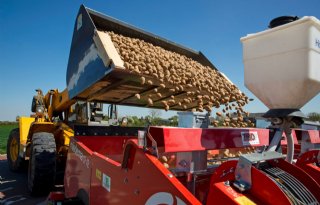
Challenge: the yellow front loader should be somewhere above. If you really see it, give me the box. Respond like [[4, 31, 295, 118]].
[[7, 89, 74, 195]]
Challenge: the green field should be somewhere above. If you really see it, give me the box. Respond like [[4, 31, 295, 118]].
[[0, 124, 18, 154]]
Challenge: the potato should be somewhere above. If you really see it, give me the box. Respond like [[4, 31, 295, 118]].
[[147, 98, 153, 106], [140, 76, 145, 85], [108, 31, 252, 127]]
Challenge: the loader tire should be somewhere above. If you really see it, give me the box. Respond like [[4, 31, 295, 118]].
[[7, 128, 26, 171], [77, 189, 89, 205], [28, 132, 56, 196]]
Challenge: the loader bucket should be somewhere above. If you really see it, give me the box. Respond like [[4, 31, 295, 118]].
[[66, 5, 218, 110]]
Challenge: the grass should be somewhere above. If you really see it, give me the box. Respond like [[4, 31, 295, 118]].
[[0, 124, 18, 154]]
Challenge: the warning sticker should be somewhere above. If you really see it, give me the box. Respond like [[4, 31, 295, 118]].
[[102, 173, 111, 192], [235, 196, 256, 205], [241, 131, 259, 146], [96, 169, 102, 181]]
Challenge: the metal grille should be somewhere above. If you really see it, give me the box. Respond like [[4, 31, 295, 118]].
[[264, 167, 319, 205]]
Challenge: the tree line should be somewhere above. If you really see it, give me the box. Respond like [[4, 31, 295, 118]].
[[2, 112, 319, 126], [0, 121, 18, 125], [307, 112, 320, 122]]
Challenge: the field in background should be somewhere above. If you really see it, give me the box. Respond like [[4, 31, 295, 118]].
[[0, 124, 18, 154]]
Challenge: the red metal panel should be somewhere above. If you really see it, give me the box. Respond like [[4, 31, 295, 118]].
[[88, 140, 201, 205], [75, 136, 135, 154], [300, 163, 320, 185], [247, 166, 291, 205], [148, 127, 269, 153], [281, 144, 301, 159], [76, 136, 136, 163], [210, 160, 238, 183], [280, 129, 299, 145], [280, 129, 303, 157], [207, 160, 291, 205], [296, 150, 320, 185], [306, 130, 320, 143], [64, 137, 93, 199], [207, 182, 245, 205]]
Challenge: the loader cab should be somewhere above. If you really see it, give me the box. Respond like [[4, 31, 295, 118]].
[[69, 101, 120, 126]]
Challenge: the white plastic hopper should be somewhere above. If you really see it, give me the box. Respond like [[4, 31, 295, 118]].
[[241, 16, 320, 110]]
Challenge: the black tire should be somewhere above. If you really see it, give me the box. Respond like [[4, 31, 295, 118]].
[[7, 128, 25, 171], [28, 132, 56, 195], [77, 189, 89, 205]]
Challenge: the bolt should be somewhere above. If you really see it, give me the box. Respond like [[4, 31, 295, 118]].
[[167, 174, 173, 178], [224, 181, 230, 186], [134, 189, 140, 195]]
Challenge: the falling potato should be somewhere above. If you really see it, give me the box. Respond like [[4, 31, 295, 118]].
[[147, 80, 153, 85], [140, 76, 145, 85], [156, 92, 162, 98], [148, 98, 153, 106], [135, 93, 141, 100]]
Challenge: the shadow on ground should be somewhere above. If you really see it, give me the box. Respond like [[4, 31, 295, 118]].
[[0, 158, 46, 205]]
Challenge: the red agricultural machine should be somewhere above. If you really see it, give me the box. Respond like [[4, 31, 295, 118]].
[[47, 8, 320, 204], [12, 5, 320, 205]]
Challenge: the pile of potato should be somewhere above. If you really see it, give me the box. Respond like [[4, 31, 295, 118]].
[[108, 31, 253, 127]]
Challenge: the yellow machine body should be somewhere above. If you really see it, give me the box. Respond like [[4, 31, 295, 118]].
[[17, 89, 74, 160], [18, 116, 35, 158]]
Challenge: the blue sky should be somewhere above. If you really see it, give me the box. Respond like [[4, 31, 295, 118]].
[[0, 0, 319, 121]]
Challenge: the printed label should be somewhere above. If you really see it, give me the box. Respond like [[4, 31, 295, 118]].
[[70, 141, 90, 169], [235, 196, 256, 205], [316, 38, 320, 49], [96, 169, 102, 181], [102, 173, 111, 192], [241, 131, 259, 146]]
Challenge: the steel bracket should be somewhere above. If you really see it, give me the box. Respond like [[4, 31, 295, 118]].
[[234, 151, 284, 191]]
